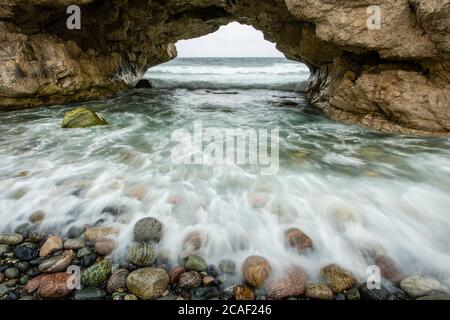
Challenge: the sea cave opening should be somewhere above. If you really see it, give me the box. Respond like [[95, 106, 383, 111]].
[[143, 22, 311, 94]]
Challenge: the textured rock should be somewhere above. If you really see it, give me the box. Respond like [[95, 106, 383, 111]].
[[133, 217, 163, 243], [81, 260, 111, 286], [61, 107, 108, 128], [84, 227, 118, 242], [321, 264, 357, 293], [178, 271, 202, 290], [38, 250, 74, 273], [94, 238, 116, 256], [242, 256, 272, 288], [284, 228, 313, 253], [266, 267, 307, 299], [0, 0, 448, 135], [183, 231, 203, 251], [63, 239, 85, 250], [126, 267, 169, 300], [126, 242, 155, 267], [37, 273, 73, 299], [14, 242, 38, 261], [185, 255, 207, 272], [168, 266, 186, 284], [29, 211, 46, 224], [107, 269, 129, 294], [305, 283, 334, 300], [400, 275, 449, 298], [39, 236, 63, 257], [74, 287, 108, 300], [234, 285, 255, 300], [0, 233, 23, 245], [374, 255, 404, 283]]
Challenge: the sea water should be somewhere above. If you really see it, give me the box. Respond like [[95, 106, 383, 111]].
[[0, 58, 449, 285]]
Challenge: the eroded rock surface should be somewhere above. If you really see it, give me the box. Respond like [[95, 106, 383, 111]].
[[0, 0, 449, 134]]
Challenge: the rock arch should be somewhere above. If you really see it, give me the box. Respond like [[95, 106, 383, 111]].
[[0, 0, 449, 135]]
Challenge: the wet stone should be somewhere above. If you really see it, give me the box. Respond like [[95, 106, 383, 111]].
[[14, 261, 29, 272], [18, 275, 29, 285], [359, 283, 390, 300], [14, 242, 38, 261], [29, 257, 46, 266], [74, 287, 108, 300], [206, 265, 220, 278], [0, 244, 10, 256], [185, 255, 207, 272], [133, 217, 163, 243], [5, 268, 19, 279], [15, 223, 31, 238], [190, 287, 219, 300], [82, 254, 98, 268], [219, 260, 236, 274], [67, 226, 85, 239]]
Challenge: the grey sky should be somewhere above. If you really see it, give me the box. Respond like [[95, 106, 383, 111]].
[[176, 22, 284, 58]]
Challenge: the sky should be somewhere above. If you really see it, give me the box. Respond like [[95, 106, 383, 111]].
[[176, 22, 284, 58]]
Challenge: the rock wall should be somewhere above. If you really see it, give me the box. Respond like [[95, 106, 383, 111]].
[[0, 0, 449, 135]]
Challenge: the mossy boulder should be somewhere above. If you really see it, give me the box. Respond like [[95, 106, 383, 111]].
[[61, 107, 108, 128], [81, 260, 111, 286]]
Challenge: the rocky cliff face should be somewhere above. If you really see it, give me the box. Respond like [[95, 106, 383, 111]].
[[0, 0, 449, 135]]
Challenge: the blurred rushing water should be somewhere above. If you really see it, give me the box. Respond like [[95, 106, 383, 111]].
[[0, 58, 449, 285]]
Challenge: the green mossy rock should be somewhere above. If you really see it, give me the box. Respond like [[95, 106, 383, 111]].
[[61, 107, 108, 128], [81, 260, 112, 286]]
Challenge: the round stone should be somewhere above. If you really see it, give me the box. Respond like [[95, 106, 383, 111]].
[[219, 260, 236, 274], [94, 239, 116, 256], [84, 227, 118, 242], [15, 223, 31, 238], [400, 275, 449, 298], [234, 285, 255, 300], [133, 217, 162, 243], [305, 283, 334, 300], [63, 239, 85, 250], [185, 255, 207, 272], [242, 256, 272, 288], [0, 233, 24, 245], [14, 261, 29, 272], [5, 268, 19, 279], [126, 267, 169, 300], [39, 236, 63, 257], [18, 275, 29, 285], [67, 226, 85, 239], [0, 244, 10, 256], [178, 271, 202, 290], [107, 269, 130, 294], [81, 260, 112, 286], [38, 250, 74, 273], [14, 243, 38, 261], [284, 228, 313, 252], [168, 266, 185, 284], [29, 210, 46, 224], [127, 242, 155, 267], [266, 267, 307, 299], [321, 264, 357, 293]]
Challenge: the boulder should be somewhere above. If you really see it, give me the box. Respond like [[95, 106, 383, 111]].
[[61, 107, 108, 128]]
